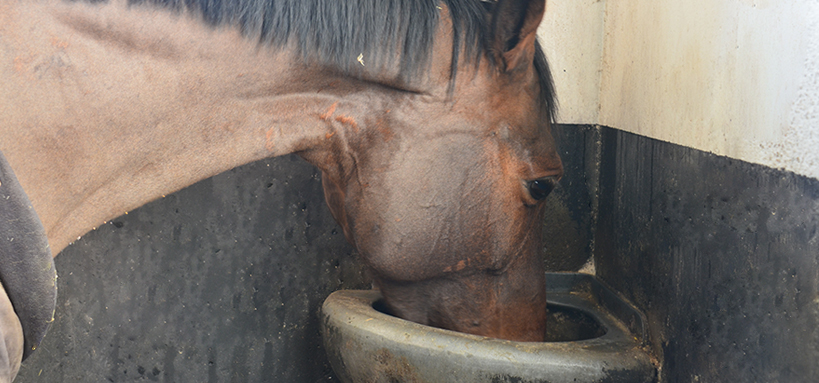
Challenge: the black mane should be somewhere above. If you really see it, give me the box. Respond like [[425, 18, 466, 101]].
[[113, 0, 556, 120]]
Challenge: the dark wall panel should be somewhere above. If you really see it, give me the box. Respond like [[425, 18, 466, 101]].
[[541, 125, 599, 271], [18, 124, 817, 383], [16, 155, 370, 382], [594, 127, 819, 382], [13, 125, 597, 382]]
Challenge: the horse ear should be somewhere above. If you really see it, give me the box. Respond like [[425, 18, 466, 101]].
[[488, 0, 546, 73]]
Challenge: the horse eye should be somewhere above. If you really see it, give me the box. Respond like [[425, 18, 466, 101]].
[[527, 177, 558, 201]]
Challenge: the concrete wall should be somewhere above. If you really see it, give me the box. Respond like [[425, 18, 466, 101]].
[[539, 0, 819, 180], [540, 2, 819, 381], [537, 0, 606, 124]]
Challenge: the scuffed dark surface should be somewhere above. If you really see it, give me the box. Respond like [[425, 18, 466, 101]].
[[594, 127, 819, 382], [17, 124, 816, 382], [541, 125, 598, 271], [15, 154, 370, 382], [12, 124, 594, 382]]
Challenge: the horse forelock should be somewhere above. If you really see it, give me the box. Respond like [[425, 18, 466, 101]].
[[72, 0, 556, 122]]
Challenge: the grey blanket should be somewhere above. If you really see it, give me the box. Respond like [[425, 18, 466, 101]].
[[0, 150, 57, 361]]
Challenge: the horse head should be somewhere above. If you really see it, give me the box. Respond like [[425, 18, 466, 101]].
[[299, 0, 562, 341]]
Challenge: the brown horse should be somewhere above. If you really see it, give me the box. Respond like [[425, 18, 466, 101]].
[[0, 0, 561, 380]]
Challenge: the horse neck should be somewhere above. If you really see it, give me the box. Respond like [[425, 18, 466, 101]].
[[0, 0, 366, 255]]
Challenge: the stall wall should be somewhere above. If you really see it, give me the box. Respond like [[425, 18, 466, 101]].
[[539, 0, 819, 180], [593, 126, 819, 383], [15, 156, 371, 382], [540, 2, 819, 382]]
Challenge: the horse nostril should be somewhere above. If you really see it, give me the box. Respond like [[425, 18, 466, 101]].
[[527, 176, 558, 201]]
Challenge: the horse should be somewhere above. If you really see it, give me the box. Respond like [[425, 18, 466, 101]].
[[0, 0, 562, 380]]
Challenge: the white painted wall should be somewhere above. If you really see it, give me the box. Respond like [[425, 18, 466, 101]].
[[537, 0, 606, 124], [538, 0, 819, 180]]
